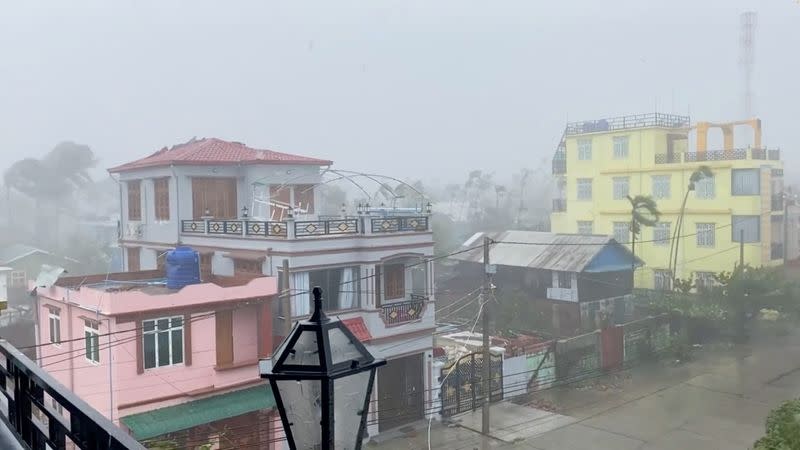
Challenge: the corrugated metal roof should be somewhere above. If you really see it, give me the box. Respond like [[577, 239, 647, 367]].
[[451, 230, 641, 273]]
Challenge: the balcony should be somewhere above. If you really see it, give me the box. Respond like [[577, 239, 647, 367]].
[[565, 113, 690, 136], [654, 153, 680, 164], [772, 195, 784, 212], [771, 243, 784, 260], [0, 340, 145, 449], [658, 148, 782, 164], [181, 215, 429, 239], [552, 157, 566, 175], [684, 149, 747, 162], [381, 294, 428, 326], [552, 198, 566, 212]]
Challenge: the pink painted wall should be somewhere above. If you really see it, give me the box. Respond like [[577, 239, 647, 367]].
[[36, 278, 276, 423]]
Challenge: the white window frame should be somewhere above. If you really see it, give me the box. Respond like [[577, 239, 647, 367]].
[[577, 178, 592, 200], [577, 221, 593, 235], [654, 270, 671, 291], [613, 222, 630, 244], [577, 139, 592, 160], [84, 320, 100, 364], [696, 223, 715, 248], [653, 222, 671, 246], [613, 136, 629, 159], [732, 169, 760, 196], [695, 176, 715, 199], [612, 177, 630, 200], [142, 316, 185, 370], [48, 310, 61, 346], [251, 183, 269, 220], [652, 175, 671, 200], [10, 271, 25, 288]]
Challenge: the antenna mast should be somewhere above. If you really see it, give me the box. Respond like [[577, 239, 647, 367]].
[[739, 11, 757, 118]]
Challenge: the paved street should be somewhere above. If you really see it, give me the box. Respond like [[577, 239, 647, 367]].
[[372, 328, 800, 449]]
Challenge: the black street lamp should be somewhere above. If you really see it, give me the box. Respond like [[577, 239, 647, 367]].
[[260, 287, 385, 450]]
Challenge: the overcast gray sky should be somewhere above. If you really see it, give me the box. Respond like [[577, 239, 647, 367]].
[[0, 0, 798, 184]]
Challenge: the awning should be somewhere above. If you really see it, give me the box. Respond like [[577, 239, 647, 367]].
[[120, 384, 274, 440]]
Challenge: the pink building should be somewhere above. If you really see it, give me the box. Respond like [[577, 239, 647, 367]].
[[35, 269, 282, 448]]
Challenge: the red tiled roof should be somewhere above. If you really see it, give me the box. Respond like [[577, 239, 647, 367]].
[[108, 138, 332, 173], [341, 317, 372, 343]]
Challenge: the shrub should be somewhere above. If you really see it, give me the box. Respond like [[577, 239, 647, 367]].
[[755, 399, 800, 449]]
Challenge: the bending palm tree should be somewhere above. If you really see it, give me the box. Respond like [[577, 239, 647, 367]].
[[627, 195, 661, 279], [668, 166, 713, 286]]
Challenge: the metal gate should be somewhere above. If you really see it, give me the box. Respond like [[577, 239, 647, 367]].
[[440, 352, 503, 417]]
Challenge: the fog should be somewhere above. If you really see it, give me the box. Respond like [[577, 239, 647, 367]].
[[0, 0, 798, 184]]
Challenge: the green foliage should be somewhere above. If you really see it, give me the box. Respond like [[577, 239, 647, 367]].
[[755, 399, 800, 449], [626, 195, 660, 236], [431, 213, 460, 256], [4, 141, 95, 201]]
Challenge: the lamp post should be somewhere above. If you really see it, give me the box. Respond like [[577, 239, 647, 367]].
[[241, 205, 249, 220], [260, 287, 385, 450]]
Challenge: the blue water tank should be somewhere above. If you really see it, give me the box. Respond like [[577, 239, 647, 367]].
[[166, 246, 201, 290]]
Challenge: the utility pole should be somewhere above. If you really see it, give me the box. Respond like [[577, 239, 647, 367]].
[[281, 259, 292, 337], [481, 236, 493, 447], [740, 230, 745, 268]]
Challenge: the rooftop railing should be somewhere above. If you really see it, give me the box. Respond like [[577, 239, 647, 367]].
[[565, 113, 690, 136]]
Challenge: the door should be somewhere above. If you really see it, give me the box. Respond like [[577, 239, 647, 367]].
[[377, 353, 424, 431], [192, 178, 238, 219]]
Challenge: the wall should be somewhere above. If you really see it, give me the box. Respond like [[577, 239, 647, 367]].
[[502, 343, 555, 398]]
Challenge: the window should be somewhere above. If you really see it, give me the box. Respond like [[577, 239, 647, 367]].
[[612, 177, 629, 200], [654, 270, 671, 291], [557, 271, 572, 289], [384, 264, 405, 300], [191, 177, 237, 219], [233, 259, 262, 275], [308, 266, 361, 310], [732, 169, 760, 196], [200, 253, 213, 276], [153, 178, 170, 221], [577, 139, 592, 160], [9, 270, 26, 288], [577, 221, 593, 235], [48, 309, 61, 345], [613, 222, 630, 244], [216, 310, 233, 367], [252, 183, 269, 219], [653, 222, 670, 246], [127, 180, 141, 221], [577, 178, 592, 200], [695, 176, 715, 199], [295, 185, 315, 214], [732, 215, 760, 243], [127, 247, 141, 272], [84, 320, 100, 364], [613, 136, 629, 159], [696, 272, 715, 291], [652, 175, 671, 199], [143, 316, 184, 369], [696, 223, 715, 247]]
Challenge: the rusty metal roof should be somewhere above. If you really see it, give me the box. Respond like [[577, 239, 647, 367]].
[[452, 230, 641, 273]]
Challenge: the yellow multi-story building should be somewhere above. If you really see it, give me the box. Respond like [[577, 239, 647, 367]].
[[550, 113, 785, 289]]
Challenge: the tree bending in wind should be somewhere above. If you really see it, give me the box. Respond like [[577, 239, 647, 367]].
[[668, 165, 713, 286], [627, 195, 661, 276]]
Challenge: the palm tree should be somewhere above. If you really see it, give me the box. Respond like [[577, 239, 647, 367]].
[[668, 166, 713, 285], [626, 194, 661, 276]]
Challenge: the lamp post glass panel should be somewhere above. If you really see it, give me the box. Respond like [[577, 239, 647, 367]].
[[261, 287, 385, 450]]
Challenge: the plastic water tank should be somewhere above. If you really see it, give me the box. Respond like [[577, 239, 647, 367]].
[[165, 246, 201, 290]]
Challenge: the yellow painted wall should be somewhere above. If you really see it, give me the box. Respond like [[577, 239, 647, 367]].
[[551, 126, 783, 288]]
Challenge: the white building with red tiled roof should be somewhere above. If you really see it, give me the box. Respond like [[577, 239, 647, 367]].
[[106, 137, 436, 439]]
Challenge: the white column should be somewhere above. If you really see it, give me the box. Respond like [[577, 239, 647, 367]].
[[429, 360, 445, 421]]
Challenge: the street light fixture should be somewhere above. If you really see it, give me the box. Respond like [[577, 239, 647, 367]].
[[241, 205, 249, 219], [425, 201, 432, 215], [260, 287, 385, 450]]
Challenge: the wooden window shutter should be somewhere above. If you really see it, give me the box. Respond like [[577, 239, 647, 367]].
[[135, 320, 144, 374], [385, 264, 405, 299], [127, 247, 141, 272], [192, 178, 238, 219], [374, 265, 382, 307], [154, 178, 170, 221], [127, 180, 141, 221], [215, 310, 234, 367]]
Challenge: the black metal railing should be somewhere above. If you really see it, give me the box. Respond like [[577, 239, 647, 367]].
[[0, 340, 145, 450], [371, 216, 429, 233], [295, 219, 359, 237], [552, 198, 566, 212], [552, 158, 566, 175], [751, 148, 767, 160], [772, 168, 784, 177], [654, 153, 680, 164], [772, 195, 784, 212], [768, 149, 781, 160], [565, 113, 690, 136], [771, 243, 784, 260], [381, 295, 427, 325], [245, 221, 287, 237]]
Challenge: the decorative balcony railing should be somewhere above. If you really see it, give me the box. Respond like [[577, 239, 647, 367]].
[[653, 148, 780, 164], [654, 153, 680, 164], [552, 158, 566, 175], [684, 149, 747, 162], [565, 113, 690, 136], [768, 149, 781, 160], [772, 168, 784, 177], [552, 198, 566, 212], [0, 340, 145, 449], [182, 215, 428, 239], [771, 243, 784, 260], [381, 294, 427, 326]]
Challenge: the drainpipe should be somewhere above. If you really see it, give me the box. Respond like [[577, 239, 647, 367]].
[[106, 316, 114, 423], [171, 165, 181, 245]]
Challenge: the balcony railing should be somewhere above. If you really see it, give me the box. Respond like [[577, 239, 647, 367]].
[[552, 158, 566, 175], [654, 153, 680, 164], [552, 198, 566, 212], [653, 148, 781, 164], [772, 195, 784, 212], [381, 294, 427, 326], [0, 340, 145, 450], [769, 149, 781, 160], [771, 243, 784, 260], [182, 215, 429, 239], [684, 149, 747, 162], [565, 113, 690, 136]]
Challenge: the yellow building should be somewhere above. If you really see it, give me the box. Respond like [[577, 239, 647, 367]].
[[550, 113, 784, 289]]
